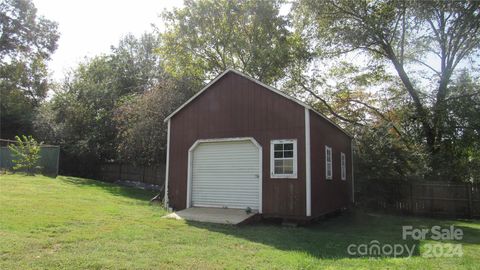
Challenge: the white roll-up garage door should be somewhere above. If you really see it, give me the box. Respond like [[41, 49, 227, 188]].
[[191, 140, 260, 210]]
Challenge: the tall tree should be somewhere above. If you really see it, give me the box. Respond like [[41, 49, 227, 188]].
[[0, 0, 59, 138], [33, 33, 183, 176], [294, 0, 480, 179], [114, 78, 193, 166], [110, 33, 164, 94], [437, 72, 480, 182], [159, 0, 308, 85]]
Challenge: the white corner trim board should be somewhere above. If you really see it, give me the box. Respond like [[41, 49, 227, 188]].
[[351, 139, 355, 204], [186, 137, 263, 214], [164, 119, 171, 208], [305, 108, 312, 217]]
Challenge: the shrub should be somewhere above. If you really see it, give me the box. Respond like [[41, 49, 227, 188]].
[[7, 135, 42, 175]]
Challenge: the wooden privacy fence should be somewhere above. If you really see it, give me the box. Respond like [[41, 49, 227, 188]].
[[370, 181, 480, 218], [99, 163, 165, 187]]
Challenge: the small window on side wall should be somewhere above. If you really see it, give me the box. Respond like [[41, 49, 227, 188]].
[[270, 139, 297, 178], [341, 152, 346, 180], [325, 146, 333, 180]]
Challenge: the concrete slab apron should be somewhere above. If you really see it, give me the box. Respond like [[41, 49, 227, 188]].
[[163, 207, 256, 225]]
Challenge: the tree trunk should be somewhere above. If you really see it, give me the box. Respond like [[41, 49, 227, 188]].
[[382, 44, 437, 155]]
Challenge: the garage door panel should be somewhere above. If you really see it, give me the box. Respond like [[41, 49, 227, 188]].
[[193, 190, 260, 195], [191, 140, 260, 210], [193, 185, 259, 190], [192, 195, 259, 202], [192, 195, 258, 201]]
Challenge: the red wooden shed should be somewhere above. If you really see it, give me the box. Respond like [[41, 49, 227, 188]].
[[164, 69, 353, 220]]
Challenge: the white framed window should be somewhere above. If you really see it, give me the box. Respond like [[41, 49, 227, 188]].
[[325, 146, 333, 180], [270, 139, 297, 178], [341, 152, 346, 180]]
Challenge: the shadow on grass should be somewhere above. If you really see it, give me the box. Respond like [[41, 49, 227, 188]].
[[186, 210, 480, 259], [59, 176, 157, 202], [1, 172, 57, 179]]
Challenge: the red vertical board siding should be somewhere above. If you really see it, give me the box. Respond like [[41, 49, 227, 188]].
[[168, 72, 307, 217], [310, 110, 352, 217]]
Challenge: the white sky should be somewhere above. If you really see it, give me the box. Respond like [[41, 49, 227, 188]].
[[34, 0, 184, 81]]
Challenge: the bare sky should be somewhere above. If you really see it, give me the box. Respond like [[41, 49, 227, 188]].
[[34, 0, 184, 81]]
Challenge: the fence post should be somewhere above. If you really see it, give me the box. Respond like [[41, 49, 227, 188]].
[[56, 146, 60, 177], [409, 182, 414, 214], [467, 182, 473, 218], [119, 163, 122, 181]]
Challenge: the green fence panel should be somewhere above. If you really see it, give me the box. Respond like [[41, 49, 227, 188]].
[[0, 147, 14, 169], [0, 146, 60, 176]]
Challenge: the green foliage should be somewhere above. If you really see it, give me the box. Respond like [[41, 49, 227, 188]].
[[355, 124, 429, 182], [0, 0, 59, 138], [7, 135, 42, 174], [0, 0, 59, 59], [110, 34, 164, 93], [114, 78, 192, 165], [43, 56, 120, 162], [159, 0, 308, 84], [432, 73, 480, 182]]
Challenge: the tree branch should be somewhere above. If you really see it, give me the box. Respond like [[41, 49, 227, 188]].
[[405, 57, 441, 76], [346, 98, 407, 143], [295, 77, 364, 126], [380, 42, 435, 151]]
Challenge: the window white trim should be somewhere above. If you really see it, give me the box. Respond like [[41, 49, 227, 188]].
[[325, 146, 333, 180], [341, 152, 346, 181], [270, 139, 297, 179]]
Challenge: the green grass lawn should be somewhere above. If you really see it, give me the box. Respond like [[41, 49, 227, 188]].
[[0, 174, 479, 269]]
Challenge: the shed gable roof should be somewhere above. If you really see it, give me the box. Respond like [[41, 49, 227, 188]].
[[164, 69, 351, 138]]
